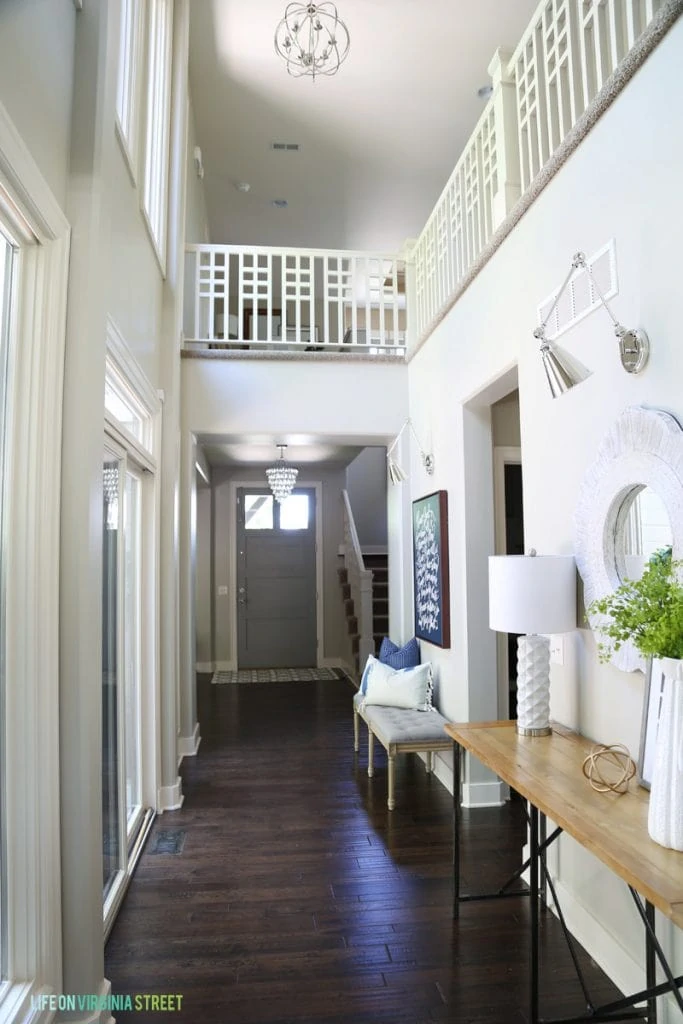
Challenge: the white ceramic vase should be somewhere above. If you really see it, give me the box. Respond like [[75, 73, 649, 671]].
[[648, 657, 683, 851]]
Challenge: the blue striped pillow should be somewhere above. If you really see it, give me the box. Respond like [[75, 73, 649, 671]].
[[378, 636, 420, 671]]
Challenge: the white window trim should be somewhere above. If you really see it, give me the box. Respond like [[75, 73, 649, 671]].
[[141, 0, 173, 276], [103, 327, 160, 940], [0, 101, 70, 1024], [115, 0, 143, 186]]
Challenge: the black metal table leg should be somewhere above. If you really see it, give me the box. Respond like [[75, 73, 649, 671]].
[[453, 740, 461, 917], [646, 901, 657, 1023], [530, 802, 539, 1024]]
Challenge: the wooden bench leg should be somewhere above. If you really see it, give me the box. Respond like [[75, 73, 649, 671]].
[[368, 729, 374, 778], [426, 751, 433, 774], [353, 709, 359, 753], [387, 754, 396, 810]]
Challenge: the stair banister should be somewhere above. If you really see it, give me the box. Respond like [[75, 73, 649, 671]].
[[341, 490, 375, 671]]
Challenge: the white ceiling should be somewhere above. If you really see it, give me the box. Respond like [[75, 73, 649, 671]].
[[188, 0, 540, 252], [197, 435, 369, 469]]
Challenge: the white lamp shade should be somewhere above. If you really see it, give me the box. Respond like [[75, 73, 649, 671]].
[[489, 555, 576, 635]]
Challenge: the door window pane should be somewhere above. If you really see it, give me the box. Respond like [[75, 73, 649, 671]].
[[0, 231, 13, 977], [279, 494, 309, 530], [245, 494, 273, 530], [102, 459, 121, 898], [124, 472, 142, 832]]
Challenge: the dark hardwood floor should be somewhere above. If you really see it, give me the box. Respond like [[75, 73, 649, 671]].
[[105, 674, 625, 1023]]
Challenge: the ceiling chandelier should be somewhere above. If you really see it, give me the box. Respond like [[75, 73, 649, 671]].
[[266, 445, 299, 503], [274, 2, 350, 80]]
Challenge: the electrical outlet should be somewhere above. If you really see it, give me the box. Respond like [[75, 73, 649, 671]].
[[549, 636, 564, 665]]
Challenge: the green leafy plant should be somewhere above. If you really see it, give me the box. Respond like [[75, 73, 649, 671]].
[[587, 554, 683, 663]]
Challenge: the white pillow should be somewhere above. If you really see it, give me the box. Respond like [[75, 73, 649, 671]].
[[362, 656, 433, 711]]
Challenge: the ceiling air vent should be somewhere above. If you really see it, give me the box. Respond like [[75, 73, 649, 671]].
[[270, 142, 300, 152]]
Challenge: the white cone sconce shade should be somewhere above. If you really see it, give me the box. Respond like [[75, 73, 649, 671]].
[[489, 553, 576, 736]]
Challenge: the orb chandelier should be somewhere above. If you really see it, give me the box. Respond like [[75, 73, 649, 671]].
[[266, 445, 299, 503], [274, 2, 350, 80]]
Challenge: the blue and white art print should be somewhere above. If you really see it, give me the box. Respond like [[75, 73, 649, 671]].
[[412, 491, 450, 648]]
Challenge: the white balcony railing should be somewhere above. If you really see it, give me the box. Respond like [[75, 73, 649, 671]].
[[184, 244, 407, 356], [413, 0, 665, 344], [183, 0, 667, 358]]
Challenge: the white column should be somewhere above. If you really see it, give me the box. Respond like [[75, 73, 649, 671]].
[[59, 0, 119, 1013], [157, 0, 191, 810]]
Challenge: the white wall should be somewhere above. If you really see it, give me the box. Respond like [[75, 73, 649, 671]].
[[181, 357, 408, 438], [403, 18, 683, 1009], [185, 95, 209, 244], [210, 464, 350, 668], [345, 446, 388, 549], [492, 390, 521, 447], [0, 0, 75, 209]]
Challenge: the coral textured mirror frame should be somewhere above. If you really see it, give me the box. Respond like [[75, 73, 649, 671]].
[[574, 406, 683, 672], [412, 490, 450, 648]]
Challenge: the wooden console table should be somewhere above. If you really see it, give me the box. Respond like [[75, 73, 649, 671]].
[[444, 720, 683, 1023]]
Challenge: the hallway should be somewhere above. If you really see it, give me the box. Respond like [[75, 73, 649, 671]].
[[105, 675, 623, 1023]]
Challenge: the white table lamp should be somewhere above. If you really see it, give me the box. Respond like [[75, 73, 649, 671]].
[[489, 552, 576, 736]]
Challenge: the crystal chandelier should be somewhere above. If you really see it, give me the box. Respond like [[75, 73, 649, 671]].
[[274, 2, 350, 80], [266, 445, 299, 503]]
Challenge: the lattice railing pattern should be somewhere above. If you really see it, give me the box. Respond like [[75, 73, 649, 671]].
[[184, 245, 407, 355], [412, 0, 663, 345]]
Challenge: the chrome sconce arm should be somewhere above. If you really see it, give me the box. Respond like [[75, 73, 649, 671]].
[[535, 251, 650, 398], [387, 419, 434, 484]]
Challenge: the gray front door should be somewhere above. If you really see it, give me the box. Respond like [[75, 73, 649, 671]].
[[236, 488, 317, 668]]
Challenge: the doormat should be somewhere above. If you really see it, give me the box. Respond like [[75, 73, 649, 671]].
[[149, 829, 185, 855], [211, 667, 346, 685]]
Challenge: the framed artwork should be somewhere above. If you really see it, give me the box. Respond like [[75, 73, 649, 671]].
[[412, 490, 450, 648], [638, 657, 666, 789]]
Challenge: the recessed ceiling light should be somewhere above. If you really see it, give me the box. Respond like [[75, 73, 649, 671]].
[[477, 84, 493, 99], [271, 199, 288, 208], [235, 181, 251, 192]]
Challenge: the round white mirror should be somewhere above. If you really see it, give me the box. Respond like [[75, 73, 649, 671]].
[[616, 485, 673, 582], [575, 406, 683, 672]]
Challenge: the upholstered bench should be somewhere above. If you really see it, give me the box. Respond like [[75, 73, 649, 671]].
[[353, 692, 451, 810]]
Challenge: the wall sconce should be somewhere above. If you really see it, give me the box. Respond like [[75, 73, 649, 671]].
[[534, 251, 650, 398], [387, 419, 434, 484]]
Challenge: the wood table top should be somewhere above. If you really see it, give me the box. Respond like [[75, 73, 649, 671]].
[[444, 720, 683, 929]]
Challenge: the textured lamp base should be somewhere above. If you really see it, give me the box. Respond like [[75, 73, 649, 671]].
[[516, 634, 551, 736]]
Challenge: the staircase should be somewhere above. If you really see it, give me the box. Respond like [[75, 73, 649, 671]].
[[338, 552, 388, 678]]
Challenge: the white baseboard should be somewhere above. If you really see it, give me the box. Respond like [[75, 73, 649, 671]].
[[195, 661, 214, 673], [157, 775, 184, 812], [178, 722, 201, 760], [214, 659, 234, 671], [42, 978, 115, 1024], [462, 779, 506, 807]]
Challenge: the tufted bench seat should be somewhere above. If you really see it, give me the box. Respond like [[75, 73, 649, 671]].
[[353, 692, 451, 809]]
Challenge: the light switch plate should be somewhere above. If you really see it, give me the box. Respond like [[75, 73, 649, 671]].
[[218, 585, 228, 596], [549, 636, 564, 665]]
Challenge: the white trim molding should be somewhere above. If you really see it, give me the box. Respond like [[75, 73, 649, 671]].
[[178, 722, 201, 759], [0, 98, 70, 1024], [157, 776, 184, 812]]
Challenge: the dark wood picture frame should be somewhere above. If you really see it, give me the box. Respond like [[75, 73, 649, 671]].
[[412, 490, 450, 648]]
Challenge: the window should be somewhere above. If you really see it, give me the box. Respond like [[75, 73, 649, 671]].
[[102, 330, 160, 937], [0, 103, 69, 1020], [116, 0, 142, 178], [245, 494, 274, 530], [142, 0, 173, 268], [0, 228, 13, 983]]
